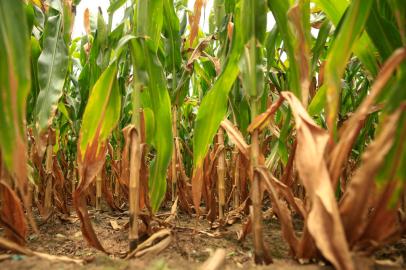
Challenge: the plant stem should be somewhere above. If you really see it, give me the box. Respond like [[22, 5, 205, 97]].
[[217, 127, 226, 220], [44, 144, 53, 216], [96, 172, 102, 211], [233, 150, 240, 208], [171, 106, 178, 202], [128, 129, 141, 251], [129, 69, 142, 251]]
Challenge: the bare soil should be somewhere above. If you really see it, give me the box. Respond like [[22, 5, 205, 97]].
[[0, 202, 405, 270]]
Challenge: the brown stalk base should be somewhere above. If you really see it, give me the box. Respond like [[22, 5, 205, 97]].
[[129, 239, 138, 252]]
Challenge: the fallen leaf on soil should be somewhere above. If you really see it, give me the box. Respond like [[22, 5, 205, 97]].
[[198, 248, 226, 270], [126, 229, 172, 259], [165, 196, 178, 224], [0, 236, 85, 265], [110, 220, 122, 231], [237, 218, 252, 242], [0, 254, 11, 262]]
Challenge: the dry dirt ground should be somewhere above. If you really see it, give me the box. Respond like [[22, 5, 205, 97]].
[[0, 202, 405, 270]]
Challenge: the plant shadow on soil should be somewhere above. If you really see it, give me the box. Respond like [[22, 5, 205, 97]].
[[0, 202, 405, 270]]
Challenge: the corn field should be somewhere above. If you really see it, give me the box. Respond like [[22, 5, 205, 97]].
[[0, 0, 405, 269]]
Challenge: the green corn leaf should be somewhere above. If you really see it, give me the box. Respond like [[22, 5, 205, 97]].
[[313, 0, 379, 77], [163, 0, 182, 94], [268, 0, 301, 98], [79, 64, 121, 156], [0, 0, 31, 173], [322, 0, 373, 133], [143, 51, 173, 212], [34, 4, 69, 148], [366, 1, 402, 61], [136, 0, 164, 53], [311, 20, 331, 74], [108, 0, 128, 14], [135, 0, 173, 212], [193, 2, 244, 168], [240, 0, 267, 104]]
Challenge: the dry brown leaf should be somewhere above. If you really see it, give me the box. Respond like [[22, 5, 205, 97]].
[[256, 167, 300, 255], [189, 0, 206, 46], [102, 167, 121, 211], [53, 157, 69, 215], [120, 125, 132, 190], [165, 196, 178, 224], [247, 97, 283, 133], [329, 47, 406, 188], [227, 21, 234, 42], [84, 8, 90, 35], [281, 140, 297, 187], [356, 181, 401, 253], [237, 217, 252, 242], [174, 138, 193, 215], [0, 254, 11, 262], [192, 165, 204, 215], [220, 119, 249, 159], [0, 181, 27, 245], [74, 130, 107, 253], [110, 220, 122, 231], [225, 199, 247, 225], [186, 35, 215, 70], [0, 236, 84, 265], [202, 51, 221, 75], [198, 249, 226, 270], [281, 91, 354, 270], [126, 229, 172, 259]]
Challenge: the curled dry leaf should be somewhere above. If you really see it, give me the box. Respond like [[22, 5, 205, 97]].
[[126, 229, 172, 259], [220, 119, 249, 159], [74, 135, 108, 253], [0, 181, 27, 245], [247, 97, 283, 133], [165, 196, 178, 224], [202, 51, 221, 75], [198, 248, 226, 270], [281, 91, 354, 270], [53, 157, 69, 215], [83, 8, 90, 35], [0, 236, 85, 265], [227, 21, 234, 42], [189, 0, 206, 46], [192, 165, 204, 215], [110, 220, 122, 231], [237, 217, 252, 242], [256, 167, 300, 255], [281, 140, 297, 187], [174, 138, 193, 215], [186, 35, 216, 71]]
